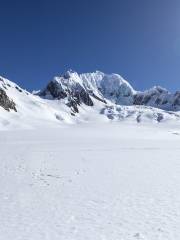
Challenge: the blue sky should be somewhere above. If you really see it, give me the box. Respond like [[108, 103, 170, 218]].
[[0, 0, 180, 91]]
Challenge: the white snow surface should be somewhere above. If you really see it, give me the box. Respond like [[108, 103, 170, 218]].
[[49, 70, 136, 105], [0, 74, 180, 130], [1, 73, 180, 239], [1, 122, 180, 239]]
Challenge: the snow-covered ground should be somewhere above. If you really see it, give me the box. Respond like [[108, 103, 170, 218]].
[[1, 122, 180, 240]]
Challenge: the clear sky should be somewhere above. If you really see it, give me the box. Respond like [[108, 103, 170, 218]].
[[0, 0, 180, 91]]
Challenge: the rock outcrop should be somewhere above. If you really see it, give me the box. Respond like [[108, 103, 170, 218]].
[[0, 88, 17, 112], [133, 86, 180, 111]]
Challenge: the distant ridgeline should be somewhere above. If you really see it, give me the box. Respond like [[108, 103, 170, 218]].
[[39, 70, 180, 112], [0, 70, 180, 126]]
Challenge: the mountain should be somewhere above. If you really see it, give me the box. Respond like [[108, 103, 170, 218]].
[[39, 70, 135, 108], [0, 70, 180, 130], [134, 86, 180, 111], [39, 70, 180, 111]]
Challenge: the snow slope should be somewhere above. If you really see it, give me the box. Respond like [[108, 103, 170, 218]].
[[0, 75, 78, 129], [1, 72, 180, 130], [1, 71, 180, 239], [40, 70, 180, 111], [40, 70, 136, 105], [1, 123, 180, 239]]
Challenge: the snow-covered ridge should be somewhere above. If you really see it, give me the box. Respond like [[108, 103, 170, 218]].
[[40, 70, 180, 111], [134, 86, 180, 111], [39, 70, 136, 107], [0, 70, 180, 130]]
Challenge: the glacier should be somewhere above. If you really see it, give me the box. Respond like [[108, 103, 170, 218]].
[[1, 71, 180, 239], [0, 70, 180, 130]]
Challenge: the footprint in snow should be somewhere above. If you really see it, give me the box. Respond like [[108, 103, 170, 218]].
[[133, 233, 146, 240]]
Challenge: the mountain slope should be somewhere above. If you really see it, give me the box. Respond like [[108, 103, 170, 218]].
[[0, 70, 180, 130], [39, 70, 135, 108], [134, 86, 180, 111], [40, 70, 180, 111]]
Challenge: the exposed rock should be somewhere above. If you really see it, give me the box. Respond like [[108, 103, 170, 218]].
[[133, 86, 180, 111], [38, 71, 180, 113], [39, 71, 94, 114], [0, 88, 17, 112], [156, 113, 164, 122]]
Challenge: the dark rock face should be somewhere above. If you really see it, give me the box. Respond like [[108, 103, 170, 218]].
[[156, 113, 164, 122], [173, 92, 180, 108], [66, 98, 79, 113], [133, 94, 147, 105], [66, 85, 94, 107], [38, 71, 180, 113], [0, 88, 17, 112], [91, 93, 107, 103], [133, 87, 169, 106], [40, 77, 94, 114], [132, 86, 180, 111], [45, 81, 67, 99]]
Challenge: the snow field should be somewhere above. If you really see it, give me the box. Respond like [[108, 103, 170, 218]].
[[0, 123, 180, 239]]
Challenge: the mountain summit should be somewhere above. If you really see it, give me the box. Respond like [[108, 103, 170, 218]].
[[39, 70, 180, 111], [0, 71, 180, 129]]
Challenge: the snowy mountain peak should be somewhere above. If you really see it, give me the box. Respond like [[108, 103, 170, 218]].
[[38, 70, 180, 113], [0, 75, 26, 94], [146, 85, 169, 94], [0, 76, 15, 89], [1, 70, 180, 130], [63, 69, 79, 79], [40, 71, 136, 107], [98, 73, 136, 104]]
